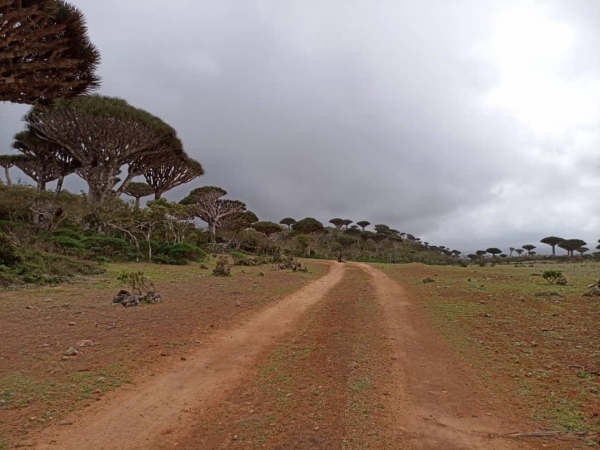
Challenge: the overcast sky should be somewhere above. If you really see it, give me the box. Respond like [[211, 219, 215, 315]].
[[2, 0, 600, 254]]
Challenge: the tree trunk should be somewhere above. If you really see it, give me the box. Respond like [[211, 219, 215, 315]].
[[4, 167, 12, 186], [37, 180, 46, 192], [115, 171, 136, 195], [56, 176, 64, 195], [551, 245, 556, 256], [210, 222, 216, 241], [135, 197, 141, 210]]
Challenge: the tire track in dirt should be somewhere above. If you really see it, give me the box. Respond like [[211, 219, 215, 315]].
[[355, 263, 533, 450], [34, 262, 345, 450]]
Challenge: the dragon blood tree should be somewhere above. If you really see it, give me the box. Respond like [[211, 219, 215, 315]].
[[24, 95, 180, 204], [0, 0, 100, 104]]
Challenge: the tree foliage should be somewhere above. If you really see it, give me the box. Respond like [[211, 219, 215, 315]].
[[540, 236, 564, 256], [0, 0, 101, 105], [356, 220, 370, 231], [180, 186, 246, 238], [24, 95, 181, 203], [486, 247, 502, 257], [123, 182, 154, 209], [143, 154, 203, 200], [252, 221, 283, 237], [557, 239, 587, 257], [11, 129, 79, 192], [292, 217, 324, 234], [329, 218, 344, 230], [279, 217, 296, 229]]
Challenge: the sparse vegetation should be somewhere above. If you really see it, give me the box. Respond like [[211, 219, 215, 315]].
[[542, 269, 563, 284]]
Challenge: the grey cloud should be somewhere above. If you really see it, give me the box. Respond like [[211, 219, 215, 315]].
[[1, 0, 600, 254]]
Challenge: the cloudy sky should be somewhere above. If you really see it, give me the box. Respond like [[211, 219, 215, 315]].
[[2, 0, 600, 254]]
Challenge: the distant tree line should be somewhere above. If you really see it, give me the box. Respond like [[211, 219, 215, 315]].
[[467, 236, 595, 261]]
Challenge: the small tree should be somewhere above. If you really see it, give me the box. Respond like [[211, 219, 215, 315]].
[[356, 221, 370, 232], [143, 154, 204, 200], [279, 217, 296, 229], [329, 218, 344, 230], [542, 270, 563, 284], [576, 247, 589, 255], [12, 129, 79, 193], [0, 0, 100, 105], [252, 221, 283, 237], [295, 234, 311, 257], [123, 182, 155, 210], [540, 236, 564, 256], [486, 247, 502, 257], [25, 95, 181, 204], [508, 247, 515, 257], [292, 218, 324, 235], [180, 186, 246, 240], [10, 154, 61, 191], [374, 224, 390, 234], [336, 234, 356, 253], [341, 219, 353, 230], [522, 245, 536, 255], [475, 250, 487, 258], [219, 211, 258, 232], [370, 233, 388, 256], [557, 239, 586, 257], [515, 249, 524, 256]]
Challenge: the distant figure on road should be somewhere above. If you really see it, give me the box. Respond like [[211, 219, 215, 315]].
[[338, 253, 345, 263]]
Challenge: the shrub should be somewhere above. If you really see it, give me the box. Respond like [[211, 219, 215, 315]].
[[542, 270, 563, 284], [213, 256, 231, 276], [52, 236, 85, 253], [155, 243, 206, 265], [0, 232, 22, 267]]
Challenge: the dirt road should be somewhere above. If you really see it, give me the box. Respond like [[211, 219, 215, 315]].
[[32, 262, 544, 449], [35, 262, 344, 450], [356, 263, 528, 450]]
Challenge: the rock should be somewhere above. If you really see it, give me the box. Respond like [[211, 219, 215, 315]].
[[44, 298, 52, 302], [68, 322, 76, 326], [584, 287, 600, 297], [144, 292, 163, 304], [112, 289, 162, 307], [77, 340, 94, 348], [64, 347, 78, 356], [556, 277, 568, 286], [422, 277, 435, 283], [26, 305, 34, 310]]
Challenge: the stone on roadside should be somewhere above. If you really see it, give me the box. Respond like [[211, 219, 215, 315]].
[[64, 347, 78, 356]]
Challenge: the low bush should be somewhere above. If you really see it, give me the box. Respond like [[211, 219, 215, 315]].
[[542, 270, 563, 284], [0, 232, 22, 267], [154, 243, 206, 265]]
